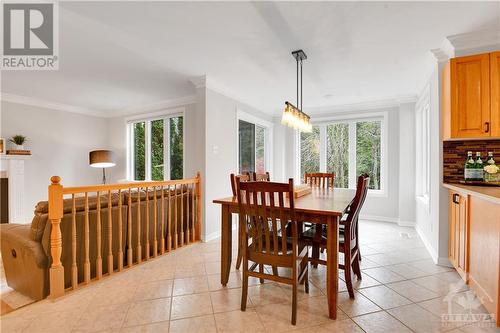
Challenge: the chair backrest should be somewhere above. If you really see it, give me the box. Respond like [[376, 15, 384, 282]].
[[236, 179, 298, 262], [304, 172, 334, 188], [344, 174, 369, 249], [230, 172, 251, 196], [252, 171, 270, 182]]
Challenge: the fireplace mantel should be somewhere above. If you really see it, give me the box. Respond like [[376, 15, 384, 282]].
[[0, 154, 31, 223]]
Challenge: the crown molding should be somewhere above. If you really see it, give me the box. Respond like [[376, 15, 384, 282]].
[[1, 92, 106, 117], [298, 94, 417, 116], [108, 94, 196, 118], [431, 29, 500, 62]]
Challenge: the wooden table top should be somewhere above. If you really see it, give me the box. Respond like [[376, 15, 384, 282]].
[[213, 187, 355, 217]]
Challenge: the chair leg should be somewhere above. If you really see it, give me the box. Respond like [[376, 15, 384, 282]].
[[259, 264, 264, 284], [241, 259, 248, 311], [272, 266, 279, 276], [344, 253, 355, 299], [236, 249, 242, 270], [304, 266, 309, 294], [312, 244, 320, 269], [292, 282, 297, 325], [352, 253, 362, 280]]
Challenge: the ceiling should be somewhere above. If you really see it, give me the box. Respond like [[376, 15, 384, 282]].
[[1, 1, 499, 117]]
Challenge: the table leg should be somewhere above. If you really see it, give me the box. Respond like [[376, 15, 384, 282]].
[[220, 204, 232, 286], [326, 215, 339, 319]]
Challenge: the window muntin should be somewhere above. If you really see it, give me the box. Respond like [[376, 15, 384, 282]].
[[299, 116, 385, 193], [129, 115, 183, 181]]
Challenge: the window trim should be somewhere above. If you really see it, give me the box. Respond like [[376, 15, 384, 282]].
[[415, 85, 431, 209], [126, 108, 185, 181], [296, 111, 388, 196], [236, 109, 273, 175]]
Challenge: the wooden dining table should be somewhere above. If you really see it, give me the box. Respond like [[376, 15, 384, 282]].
[[213, 187, 354, 320]]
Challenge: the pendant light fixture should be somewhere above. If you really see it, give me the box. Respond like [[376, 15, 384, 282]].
[[282, 49, 312, 132]]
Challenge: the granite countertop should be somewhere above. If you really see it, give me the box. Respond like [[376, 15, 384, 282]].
[[443, 183, 500, 205]]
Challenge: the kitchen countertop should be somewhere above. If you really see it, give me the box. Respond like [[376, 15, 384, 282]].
[[443, 183, 500, 205]]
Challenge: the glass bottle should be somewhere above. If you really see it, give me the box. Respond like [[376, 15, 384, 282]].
[[464, 151, 475, 181], [474, 152, 484, 181]]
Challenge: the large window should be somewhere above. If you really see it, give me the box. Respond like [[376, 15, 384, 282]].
[[299, 115, 385, 192], [129, 114, 183, 181]]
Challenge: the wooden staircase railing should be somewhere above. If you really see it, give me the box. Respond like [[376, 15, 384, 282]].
[[47, 172, 202, 299]]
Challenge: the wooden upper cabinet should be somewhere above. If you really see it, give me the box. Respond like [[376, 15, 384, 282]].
[[490, 51, 500, 137], [450, 53, 490, 138]]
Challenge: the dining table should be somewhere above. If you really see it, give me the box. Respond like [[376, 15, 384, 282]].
[[213, 187, 354, 320]]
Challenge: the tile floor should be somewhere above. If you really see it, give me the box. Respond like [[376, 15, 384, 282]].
[[1, 220, 499, 333]]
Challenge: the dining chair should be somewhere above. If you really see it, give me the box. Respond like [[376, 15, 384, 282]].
[[236, 178, 309, 325], [302, 173, 369, 299], [251, 171, 270, 182], [231, 172, 251, 270], [304, 172, 334, 188]]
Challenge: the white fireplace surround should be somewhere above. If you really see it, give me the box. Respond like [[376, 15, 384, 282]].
[[0, 155, 31, 224]]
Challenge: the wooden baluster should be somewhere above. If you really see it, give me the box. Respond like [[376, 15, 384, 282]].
[[153, 186, 158, 257], [196, 172, 201, 241], [71, 194, 77, 289], [167, 185, 172, 251], [137, 188, 142, 263], [96, 192, 102, 279], [186, 184, 190, 244], [145, 186, 150, 260], [107, 191, 113, 275], [174, 184, 178, 249], [48, 176, 65, 298], [127, 188, 133, 267], [118, 190, 123, 271], [161, 186, 165, 254], [84, 192, 90, 283], [191, 183, 195, 243], [180, 184, 184, 247]]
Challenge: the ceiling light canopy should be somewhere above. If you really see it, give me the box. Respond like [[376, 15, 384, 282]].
[[282, 49, 312, 133]]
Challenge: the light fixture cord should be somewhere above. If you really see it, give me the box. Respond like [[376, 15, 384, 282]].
[[300, 59, 303, 112], [296, 56, 299, 108]]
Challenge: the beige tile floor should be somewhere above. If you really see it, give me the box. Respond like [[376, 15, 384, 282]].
[[1, 220, 499, 333]]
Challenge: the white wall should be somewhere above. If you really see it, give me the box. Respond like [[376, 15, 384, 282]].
[[203, 88, 272, 241], [0, 101, 108, 222]]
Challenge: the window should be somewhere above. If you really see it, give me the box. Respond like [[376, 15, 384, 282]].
[[416, 87, 430, 201], [300, 125, 320, 181], [237, 111, 272, 175], [298, 114, 386, 193], [129, 114, 183, 181]]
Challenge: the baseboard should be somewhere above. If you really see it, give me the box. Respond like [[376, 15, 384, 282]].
[[437, 257, 452, 267], [360, 214, 415, 227], [202, 223, 237, 243], [415, 225, 439, 264]]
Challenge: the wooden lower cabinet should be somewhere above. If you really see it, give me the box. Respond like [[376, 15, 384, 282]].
[[468, 196, 500, 323], [448, 190, 468, 280]]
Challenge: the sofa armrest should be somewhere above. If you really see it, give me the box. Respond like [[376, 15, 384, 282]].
[[1, 224, 48, 269]]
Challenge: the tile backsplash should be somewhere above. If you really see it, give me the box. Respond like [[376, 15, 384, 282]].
[[443, 140, 500, 183]]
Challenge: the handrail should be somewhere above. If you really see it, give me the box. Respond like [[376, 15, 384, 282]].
[[47, 172, 202, 299]]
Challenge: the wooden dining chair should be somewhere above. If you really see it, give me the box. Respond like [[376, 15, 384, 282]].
[[231, 173, 251, 270], [304, 172, 334, 188], [236, 179, 309, 325], [251, 171, 270, 182], [302, 174, 369, 299]]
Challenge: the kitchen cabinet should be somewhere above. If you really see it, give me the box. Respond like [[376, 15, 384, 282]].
[[443, 51, 500, 139], [448, 190, 468, 280]]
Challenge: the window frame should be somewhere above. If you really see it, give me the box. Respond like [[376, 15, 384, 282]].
[[415, 86, 431, 207], [296, 111, 388, 196], [126, 108, 185, 181], [236, 109, 273, 175]]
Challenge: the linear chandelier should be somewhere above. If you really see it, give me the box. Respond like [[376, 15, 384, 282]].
[[282, 49, 312, 133]]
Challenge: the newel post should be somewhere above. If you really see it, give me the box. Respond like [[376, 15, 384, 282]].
[[196, 172, 202, 241], [48, 176, 65, 299]]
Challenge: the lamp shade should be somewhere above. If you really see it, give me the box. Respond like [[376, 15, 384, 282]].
[[89, 150, 116, 168]]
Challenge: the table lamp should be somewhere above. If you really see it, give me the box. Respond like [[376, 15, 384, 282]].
[[89, 150, 116, 184]]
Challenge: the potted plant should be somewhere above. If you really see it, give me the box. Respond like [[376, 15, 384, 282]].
[[9, 135, 27, 150]]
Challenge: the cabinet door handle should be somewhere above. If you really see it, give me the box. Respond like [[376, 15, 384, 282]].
[[453, 193, 460, 204], [484, 122, 490, 133]]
